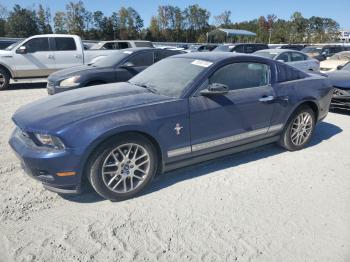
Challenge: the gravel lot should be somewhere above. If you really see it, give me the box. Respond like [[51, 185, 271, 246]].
[[0, 84, 349, 262]]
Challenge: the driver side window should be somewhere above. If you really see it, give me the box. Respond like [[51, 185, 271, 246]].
[[209, 62, 270, 91], [24, 37, 50, 53]]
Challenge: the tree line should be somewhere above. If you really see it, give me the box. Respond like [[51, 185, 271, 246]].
[[0, 2, 341, 43]]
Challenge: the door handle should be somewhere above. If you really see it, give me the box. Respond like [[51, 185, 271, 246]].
[[259, 95, 274, 102], [47, 54, 54, 59], [75, 54, 82, 59]]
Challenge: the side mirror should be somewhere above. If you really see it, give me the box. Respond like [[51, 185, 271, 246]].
[[16, 46, 27, 54], [120, 61, 134, 69], [200, 83, 229, 96], [277, 59, 284, 63], [337, 65, 344, 70]]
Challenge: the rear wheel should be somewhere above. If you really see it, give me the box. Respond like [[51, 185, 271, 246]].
[[87, 134, 158, 201], [279, 106, 315, 151], [0, 68, 10, 91]]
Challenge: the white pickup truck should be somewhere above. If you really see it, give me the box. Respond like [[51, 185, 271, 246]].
[[0, 34, 118, 90]]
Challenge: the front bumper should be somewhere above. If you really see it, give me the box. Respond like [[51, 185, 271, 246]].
[[9, 128, 84, 194], [330, 88, 350, 110]]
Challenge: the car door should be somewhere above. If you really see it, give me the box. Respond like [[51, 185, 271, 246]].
[[288, 52, 309, 71], [114, 51, 154, 82], [13, 37, 55, 78], [52, 37, 83, 70], [189, 61, 276, 156]]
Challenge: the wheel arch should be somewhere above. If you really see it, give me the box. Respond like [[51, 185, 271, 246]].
[[284, 100, 319, 129], [80, 129, 164, 185], [0, 63, 13, 78]]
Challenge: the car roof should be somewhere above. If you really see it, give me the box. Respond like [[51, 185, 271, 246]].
[[172, 52, 269, 63], [99, 40, 151, 43], [258, 48, 301, 54]]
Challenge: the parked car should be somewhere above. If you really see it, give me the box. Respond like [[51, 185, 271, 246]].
[[10, 52, 333, 201], [0, 39, 19, 50], [213, 43, 268, 53], [186, 44, 218, 52], [254, 49, 320, 72], [326, 61, 350, 110], [47, 48, 182, 94], [301, 45, 350, 61], [0, 34, 119, 90], [319, 51, 350, 73], [279, 44, 307, 51], [90, 40, 154, 50]]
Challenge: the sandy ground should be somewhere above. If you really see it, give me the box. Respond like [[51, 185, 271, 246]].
[[0, 84, 349, 262]]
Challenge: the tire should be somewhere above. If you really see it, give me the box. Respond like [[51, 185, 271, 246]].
[[87, 133, 158, 201], [0, 68, 10, 91], [279, 106, 316, 151]]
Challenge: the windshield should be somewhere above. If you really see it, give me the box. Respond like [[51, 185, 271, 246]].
[[254, 51, 278, 59], [92, 51, 130, 67], [301, 47, 322, 54], [129, 58, 210, 98], [5, 40, 24, 51], [213, 45, 232, 52], [329, 53, 350, 61], [342, 62, 350, 71]]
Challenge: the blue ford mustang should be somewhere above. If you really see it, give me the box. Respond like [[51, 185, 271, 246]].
[[9, 53, 333, 201]]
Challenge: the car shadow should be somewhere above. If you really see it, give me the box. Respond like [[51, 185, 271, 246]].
[[62, 121, 342, 203], [6, 82, 47, 90]]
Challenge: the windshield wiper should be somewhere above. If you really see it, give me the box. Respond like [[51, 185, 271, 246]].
[[132, 82, 159, 94]]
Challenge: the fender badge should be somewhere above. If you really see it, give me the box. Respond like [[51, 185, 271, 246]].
[[174, 123, 183, 135]]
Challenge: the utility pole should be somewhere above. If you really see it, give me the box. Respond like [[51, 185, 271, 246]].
[[268, 28, 272, 44]]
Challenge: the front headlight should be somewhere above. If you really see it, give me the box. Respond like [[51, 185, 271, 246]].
[[34, 133, 65, 149], [59, 76, 81, 87]]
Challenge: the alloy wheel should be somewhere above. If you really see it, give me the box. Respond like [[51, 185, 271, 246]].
[[0, 73, 5, 88], [290, 112, 313, 146], [101, 143, 151, 193]]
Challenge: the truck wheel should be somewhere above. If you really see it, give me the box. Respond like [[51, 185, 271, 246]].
[[87, 133, 158, 201], [279, 106, 316, 151], [0, 68, 10, 91]]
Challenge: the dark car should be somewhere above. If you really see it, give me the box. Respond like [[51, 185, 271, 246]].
[[0, 39, 19, 50], [10, 52, 332, 201], [280, 44, 307, 51], [301, 45, 350, 61], [213, 43, 268, 53], [47, 48, 182, 94], [187, 44, 218, 52], [326, 61, 350, 110]]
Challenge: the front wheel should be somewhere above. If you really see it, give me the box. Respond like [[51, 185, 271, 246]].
[[279, 106, 316, 151], [87, 134, 158, 201], [0, 68, 10, 90]]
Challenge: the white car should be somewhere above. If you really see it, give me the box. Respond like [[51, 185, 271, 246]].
[[254, 49, 320, 72], [320, 51, 350, 73], [0, 34, 119, 90]]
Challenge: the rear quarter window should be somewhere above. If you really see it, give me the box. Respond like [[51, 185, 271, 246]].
[[277, 63, 306, 82]]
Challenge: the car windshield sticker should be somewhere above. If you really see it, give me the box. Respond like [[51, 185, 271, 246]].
[[191, 60, 213, 68], [123, 51, 133, 54]]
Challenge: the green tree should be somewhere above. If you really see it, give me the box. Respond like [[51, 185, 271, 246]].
[[54, 11, 67, 33], [0, 4, 7, 36], [37, 4, 52, 34], [6, 4, 39, 37], [65, 1, 88, 36]]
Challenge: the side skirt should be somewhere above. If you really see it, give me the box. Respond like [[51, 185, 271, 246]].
[[163, 135, 280, 173]]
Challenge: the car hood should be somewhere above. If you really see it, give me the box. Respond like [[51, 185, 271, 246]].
[[326, 70, 350, 89], [320, 60, 348, 71], [0, 50, 13, 58], [48, 65, 107, 82], [13, 82, 171, 132]]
